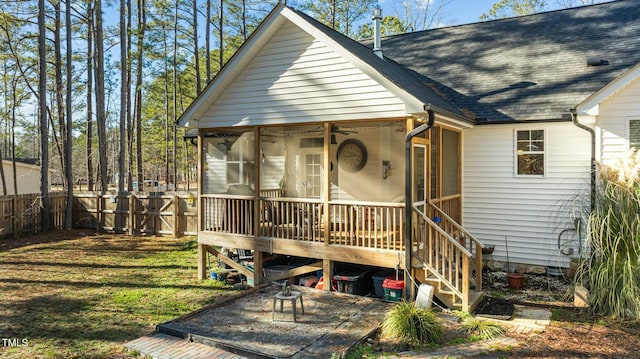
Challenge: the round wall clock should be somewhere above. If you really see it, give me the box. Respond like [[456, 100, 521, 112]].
[[337, 139, 367, 173]]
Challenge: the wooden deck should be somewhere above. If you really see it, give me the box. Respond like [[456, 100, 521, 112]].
[[125, 332, 248, 359], [197, 195, 483, 312]]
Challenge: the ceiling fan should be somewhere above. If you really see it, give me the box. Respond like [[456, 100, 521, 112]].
[[217, 138, 235, 152], [331, 124, 358, 135]]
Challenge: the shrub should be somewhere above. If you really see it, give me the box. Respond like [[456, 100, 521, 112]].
[[456, 312, 506, 340], [380, 301, 444, 348], [577, 150, 640, 320]]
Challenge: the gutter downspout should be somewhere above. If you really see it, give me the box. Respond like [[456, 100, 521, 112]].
[[570, 108, 595, 211], [404, 107, 435, 300]]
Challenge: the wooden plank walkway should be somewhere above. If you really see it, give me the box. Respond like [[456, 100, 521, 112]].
[[124, 332, 248, 359]]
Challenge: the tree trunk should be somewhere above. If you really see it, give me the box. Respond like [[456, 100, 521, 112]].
[[86, 2, 94, 192], [134, 0, 145, 193], [38, 0, 51, 231], [55, 0, 66, 190], [219, 0, 224, 70], [118, 0, 127, 195], [0, 132, 6, 196], [65, 0, 74, 229], [164, 20, 170, 189], [126, 0, 133, 191], [241, 0, 246, 41], [0, 63, 7, 196], [10, 77, 17, 197], [206, 0, 211, 82], [173, 1, 179, 190], [95, 0, 108, 194], [193, 0, 201, 95]]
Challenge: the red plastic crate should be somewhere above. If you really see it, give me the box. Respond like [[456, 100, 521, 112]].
[[382, 276, 405, 290], [383, 276, 405, 302]]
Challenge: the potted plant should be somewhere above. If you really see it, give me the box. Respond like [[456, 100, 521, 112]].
[[504, 236, 524, 289]]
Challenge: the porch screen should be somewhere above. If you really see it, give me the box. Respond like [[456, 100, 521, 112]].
[[441, 129, 460, 197], [202, 131, 255, 193]]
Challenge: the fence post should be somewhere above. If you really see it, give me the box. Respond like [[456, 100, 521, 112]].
[[96, 193, 102, 233], [173, 194, 180, 237], [12, 196, 17, 239], [129, 194, 135, 236]]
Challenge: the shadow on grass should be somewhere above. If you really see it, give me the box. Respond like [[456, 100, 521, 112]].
[[0, 295, 147, 343], [0, 260, 192, 270], [0, 277, 239, 291]]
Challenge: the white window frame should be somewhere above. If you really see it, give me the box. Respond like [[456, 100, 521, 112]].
[[514, 129, 546, 177]]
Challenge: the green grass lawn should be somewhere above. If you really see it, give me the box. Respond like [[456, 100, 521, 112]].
[[0, 232, 239, 358]]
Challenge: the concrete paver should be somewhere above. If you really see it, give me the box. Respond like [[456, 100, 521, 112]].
[[125, 299, 552, 359]]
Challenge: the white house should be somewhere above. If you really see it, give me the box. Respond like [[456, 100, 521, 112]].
[[1, 159, 44, 195], [178, 0, 640, 309]]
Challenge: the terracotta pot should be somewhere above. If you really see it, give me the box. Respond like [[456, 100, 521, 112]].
[[507, 272, 524, 289]]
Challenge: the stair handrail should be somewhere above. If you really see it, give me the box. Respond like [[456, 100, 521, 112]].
[[426, 202, 484, 292], [413, 208, 471, 310], [427, 201, 485, 251], [416, 209, 472, 257]]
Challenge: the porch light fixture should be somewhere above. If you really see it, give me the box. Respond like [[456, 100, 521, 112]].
[[331, 134, 337, 144], [382, 160, 392, 179]]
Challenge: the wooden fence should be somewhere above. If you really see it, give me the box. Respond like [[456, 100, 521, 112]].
[[0, 192, 66, 237], [0, 191, 198, 238]]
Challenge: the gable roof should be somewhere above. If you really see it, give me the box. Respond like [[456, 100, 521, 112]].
[[179, 0, 640, 128], [377, 0, 640, 123], [177, 3, 468, 128]]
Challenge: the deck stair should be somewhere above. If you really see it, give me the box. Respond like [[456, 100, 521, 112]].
[[411, 203, 484, 312]]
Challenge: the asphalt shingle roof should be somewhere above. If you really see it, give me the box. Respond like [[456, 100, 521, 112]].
[[376, 0, 640, 123]]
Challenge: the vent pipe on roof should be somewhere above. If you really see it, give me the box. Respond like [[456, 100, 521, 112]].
[[587, 57, 609, 67], [372, 7, 383, 59]]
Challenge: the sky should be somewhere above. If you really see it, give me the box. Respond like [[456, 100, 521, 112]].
[[378, 0, 498, 27], [377, 0, 586, 28]]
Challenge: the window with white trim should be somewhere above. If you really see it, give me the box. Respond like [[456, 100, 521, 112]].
[[629, 119, 640, 150], [516, 129, 545, 176]]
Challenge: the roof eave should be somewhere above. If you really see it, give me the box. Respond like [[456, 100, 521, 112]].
[[576, 61, 640, 116]]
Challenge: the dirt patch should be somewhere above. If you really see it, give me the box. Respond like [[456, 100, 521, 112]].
[[0, 229, 95, 251], [499, 308, 640, 358]]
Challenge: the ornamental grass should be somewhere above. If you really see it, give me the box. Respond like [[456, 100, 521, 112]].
[[577, 150, 640, 320], [380, 301, 444, 349]]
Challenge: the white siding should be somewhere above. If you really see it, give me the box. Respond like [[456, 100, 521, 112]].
[[2, 161, 42, 195], [198, 21, 407, 128], [597, 77, 640, 166], [462, 122, 591, 268]]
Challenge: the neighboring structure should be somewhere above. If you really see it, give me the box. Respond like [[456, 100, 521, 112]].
[[1, 159, 44, 195], [178, 0, 640, 309]]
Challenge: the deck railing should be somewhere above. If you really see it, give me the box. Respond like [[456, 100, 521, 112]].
[[259, 197, 323, 242], [328, 201, 404, 250], [202, 193, 404, 250], [201, 194, 254, 236]]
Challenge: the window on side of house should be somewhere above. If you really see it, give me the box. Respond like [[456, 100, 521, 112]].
[[516, 129, 545, 176], [629, 119, 640, 150]]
